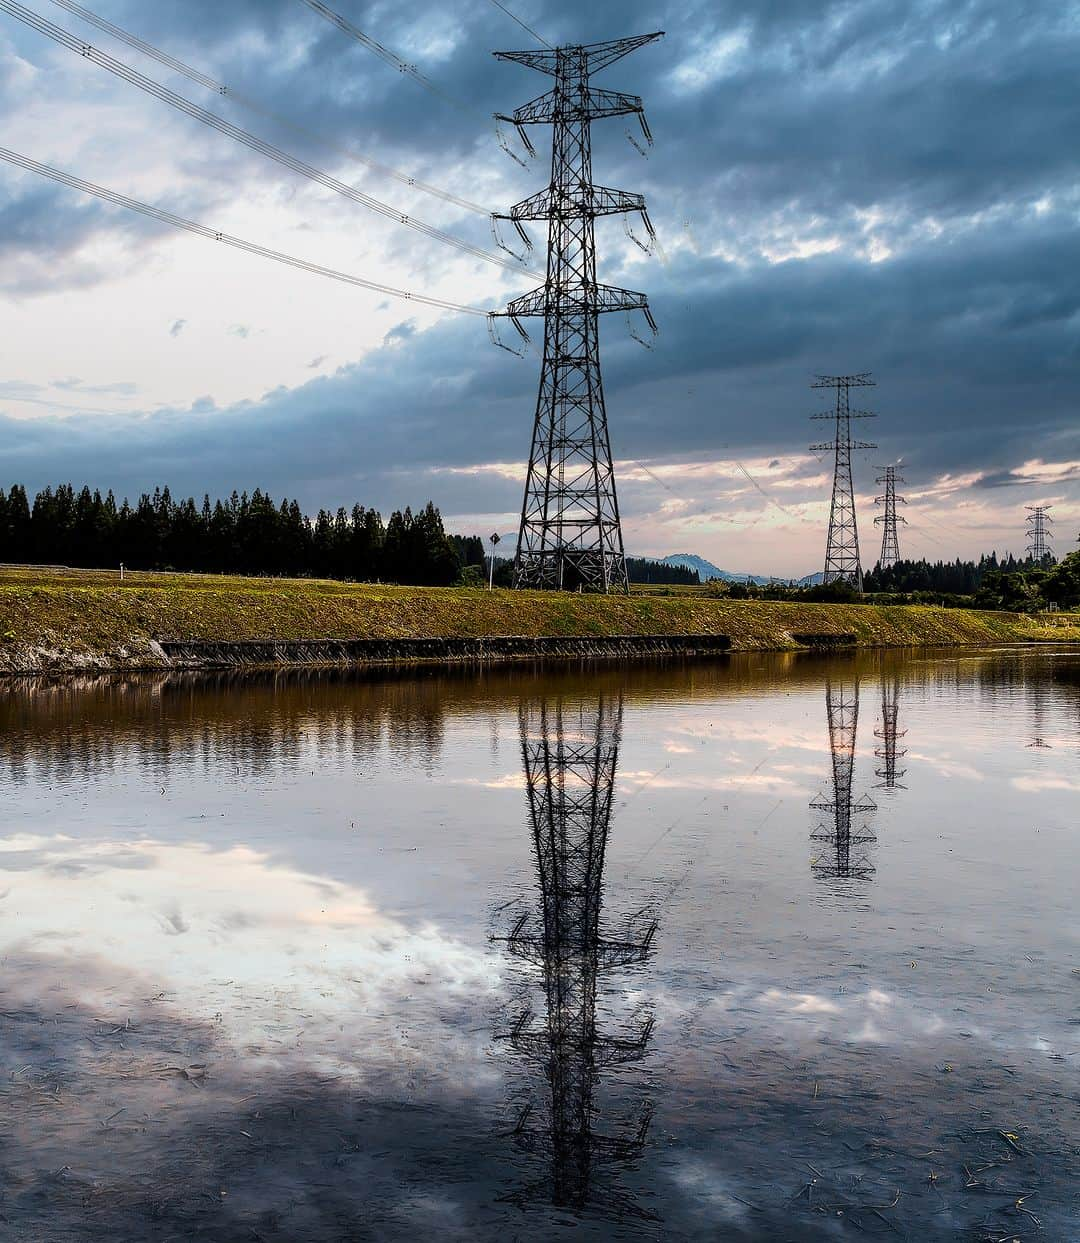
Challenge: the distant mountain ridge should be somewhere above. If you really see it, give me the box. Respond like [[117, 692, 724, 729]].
[[646, 553, 775, 585], [491, 540, 820, 585]]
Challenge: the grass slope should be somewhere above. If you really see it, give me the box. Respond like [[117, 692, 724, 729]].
[[1, 566, 1078, 672]]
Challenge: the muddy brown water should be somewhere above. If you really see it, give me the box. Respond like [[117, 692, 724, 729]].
[[0, 648, 1077, 1241]]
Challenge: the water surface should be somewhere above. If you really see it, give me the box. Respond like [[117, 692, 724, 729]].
[[1, 649, 1077, 1240]]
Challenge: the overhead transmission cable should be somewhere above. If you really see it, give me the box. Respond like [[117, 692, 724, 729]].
[[296, 0, 475, 115], [297, 0, 540, 179], [42, 0, 488, 216], [486, 0, 553, 50], [1, 0, 523, 273], [0, 147, 490, 316]]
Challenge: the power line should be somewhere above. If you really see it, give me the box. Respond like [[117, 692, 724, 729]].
[[487, 0, 553, 50], [0, 147, 490, 315], [297, 0, 475, 115], [43, 0, 490, 215], [1, 1, 523, 273], [732, 459, 797, 518]]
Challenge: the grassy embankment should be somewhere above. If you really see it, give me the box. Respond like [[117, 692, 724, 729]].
[[1, 565, 1078, 673]]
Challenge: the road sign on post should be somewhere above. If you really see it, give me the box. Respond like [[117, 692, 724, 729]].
[[489, 532, 501, 590]]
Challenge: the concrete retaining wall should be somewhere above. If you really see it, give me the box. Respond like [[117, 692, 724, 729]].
[[158, 634, 733, 669]]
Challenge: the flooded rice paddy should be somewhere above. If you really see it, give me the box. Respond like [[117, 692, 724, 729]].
[[0, 647, 1077, 1241]]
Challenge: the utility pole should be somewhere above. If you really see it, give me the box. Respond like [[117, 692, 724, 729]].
[[498, 695, 655, 1212], [492, 33, 663, 593], [811, 373, 877, 591], [1025, 505, 1053, 564], [810, 680, 877, 879], [874, 465, 906, 569]]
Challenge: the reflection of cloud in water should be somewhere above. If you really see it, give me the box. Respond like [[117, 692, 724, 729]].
[[1011, 774, 1080, 793], [904, 751, 985, 781], [0, 836, 500, 1052], [620, 770, 806, 794], [451, 773, 527, 789], [1, 954, 515, 1242], [662, 984, 980, 1047], [661, 718, 826, 753], [756, 985, 950, 1042], [669, 1157, 752, 1229]]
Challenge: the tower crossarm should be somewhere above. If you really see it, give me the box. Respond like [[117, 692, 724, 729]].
[[812, 372, 876, 389], [811, 439, 877, 452], [500, 86, 647, 126], [499, 184, 647, 222], [500, 282, 651, 318], [495, 32, 664, 77]]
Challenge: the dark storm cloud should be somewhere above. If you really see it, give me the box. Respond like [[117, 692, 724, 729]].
[[1, 0, 1078, 515], [0, 182, 115, 291], [2, 187, 1077, 514]]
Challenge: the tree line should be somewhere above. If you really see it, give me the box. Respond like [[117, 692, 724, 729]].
[[0, 482, 701, 588], [0, 483, 460, 584], [712, 549, 1079, 612], [863, 552, 1049, 595]]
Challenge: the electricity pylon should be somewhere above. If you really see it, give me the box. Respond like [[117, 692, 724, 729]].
[[811, 373, 877, 591], [810, 680, 877, 879], [492, 34, 663, 593], [498, 695, 655, 1214], [874, 673, 907, 789], [874, 465, 906, 568], [1025, 505, 1054, 564]]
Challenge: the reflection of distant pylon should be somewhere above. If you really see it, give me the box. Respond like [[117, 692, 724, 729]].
[[874, 675, 907, 789], [810, 680, 877, 879], [497, 695, 655, 1215]]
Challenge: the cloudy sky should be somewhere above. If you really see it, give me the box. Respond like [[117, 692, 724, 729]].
[[1, 0, 1078, 575]]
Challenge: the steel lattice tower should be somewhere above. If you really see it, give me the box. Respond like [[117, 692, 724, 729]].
[[874, 673, 907, 789], [874, 465, 907, 568], [499, 695, 655, 1213], [493, 34, 663, 593], [811, 373, 877, 591], [810, 680, 877, 879], [1025, 505, 1054, 564]]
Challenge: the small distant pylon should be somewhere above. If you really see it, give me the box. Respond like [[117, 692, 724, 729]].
[[810, 679, 877, 879], [497, 695, 655, 1215], [1025, 505, 1054, 564], [874, 674, 907, 789], [811, 373, 877, 591], [874, 465, 907, 568]]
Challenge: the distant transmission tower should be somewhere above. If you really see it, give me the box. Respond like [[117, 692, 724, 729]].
[[874, 465, 907, 568], [1025, 505, 1054, 564], [499, 695, 655, 1213], [493, 34, 663, 593], [810, 680, 877, 879], [811, 373, 877, 591], [874, 673, 907, 789]]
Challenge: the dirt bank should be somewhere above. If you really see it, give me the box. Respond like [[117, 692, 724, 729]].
[[1, 566, 1077, 673]]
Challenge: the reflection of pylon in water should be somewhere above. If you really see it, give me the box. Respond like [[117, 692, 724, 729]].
[[497, 695, 655, 1214], [810, 680, 877, 879], [874, 674, 907, 789]]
